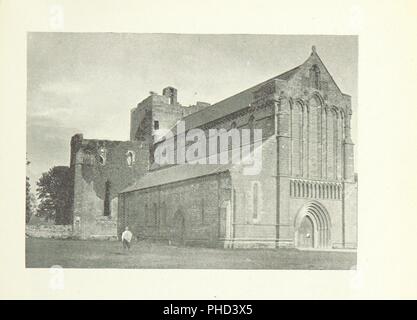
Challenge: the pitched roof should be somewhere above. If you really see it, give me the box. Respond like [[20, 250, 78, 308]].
[[309, 49, 344, 95], [121, 163, 231, 193], [275, 65, 301, 80], [159, 47, 347, 141], [178, 65, 301, 132]]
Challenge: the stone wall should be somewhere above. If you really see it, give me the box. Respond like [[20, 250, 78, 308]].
[[70, 134, 149, 239], [118, 172, 231, 247], [182, 102, 211, 117], [228, 136, 279, 248], [130, 90, 185, 143], [266, 50, 357, 249], [287, 195, 344, 248], [25, 225, 73, 239], [343, 180, 358, 248], [272, 93, 351, 182], [105, 48, 357, 249], [151, 101, 276, 170]]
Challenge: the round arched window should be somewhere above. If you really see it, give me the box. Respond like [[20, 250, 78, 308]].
[[126, 151, 135, 166]]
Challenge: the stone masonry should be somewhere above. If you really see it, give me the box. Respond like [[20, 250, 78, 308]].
[[69, 47, 357, 249]]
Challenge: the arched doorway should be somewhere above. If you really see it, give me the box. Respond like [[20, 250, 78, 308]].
[[172, 210, 185, 245], [295, 201, 331, 249], [298, 215, 314, 248]]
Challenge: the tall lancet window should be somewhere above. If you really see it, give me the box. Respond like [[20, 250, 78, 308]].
[[248, 115, 255, 144], [252, 182, 259, 221], [144, 204, 149, 225], [310, 65, 321, 90], [98, 147, 107, 165], [126, 151, 135, 166], [152, 203, 158, 226], [103, 180, 111, 216]]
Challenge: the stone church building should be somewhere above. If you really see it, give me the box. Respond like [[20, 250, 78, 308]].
[[69, 47, 357, 249]]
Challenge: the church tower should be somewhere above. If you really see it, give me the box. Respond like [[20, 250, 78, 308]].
[[130, 86, 185, 144]]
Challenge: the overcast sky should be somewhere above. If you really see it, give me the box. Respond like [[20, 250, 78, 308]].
[[27, 33, 357, 186]]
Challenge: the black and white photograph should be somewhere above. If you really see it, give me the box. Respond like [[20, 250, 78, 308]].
[[25, 33, 358, 269], [2, 0, 417, 301]]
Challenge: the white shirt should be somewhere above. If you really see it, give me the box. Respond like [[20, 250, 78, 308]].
[[121, 230, 133, 242]]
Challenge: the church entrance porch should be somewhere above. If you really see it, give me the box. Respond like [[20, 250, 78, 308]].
[[294, 201, 331, 249]]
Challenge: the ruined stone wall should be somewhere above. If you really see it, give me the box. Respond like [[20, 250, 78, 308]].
[[70, 134, 149, 239], [182, 102, 211, 117], [130, 96, 153, 142], [131, 91, 186, 143], [25, 225, 73, 239]]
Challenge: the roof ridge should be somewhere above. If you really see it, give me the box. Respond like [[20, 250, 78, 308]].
[[310, 48, 344, 95], [121, 162, 231, 193], [180, 63, 302, 123]]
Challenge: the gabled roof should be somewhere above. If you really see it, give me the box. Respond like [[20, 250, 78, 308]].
[[275, 65, 301, 81], [121, 163, 231, 193], [308, 46, 344, 95], [179, 47, 347, 132], [124, 134, 271, 193], [178, 64, 302, 132]]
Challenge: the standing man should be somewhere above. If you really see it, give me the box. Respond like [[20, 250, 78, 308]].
[[121, 226, 133, 251]]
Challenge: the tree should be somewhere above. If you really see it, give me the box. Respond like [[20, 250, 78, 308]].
[[36, 166, 72, 224], [26, 176, 32, 223], [26, 159, 33, 224]]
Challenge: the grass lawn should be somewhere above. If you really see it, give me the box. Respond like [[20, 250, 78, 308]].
[[26, 238, 356, 269]]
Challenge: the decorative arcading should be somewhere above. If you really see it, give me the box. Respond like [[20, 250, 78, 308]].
[[288, 92, 347, 181], [290, 179, 343, 200]]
